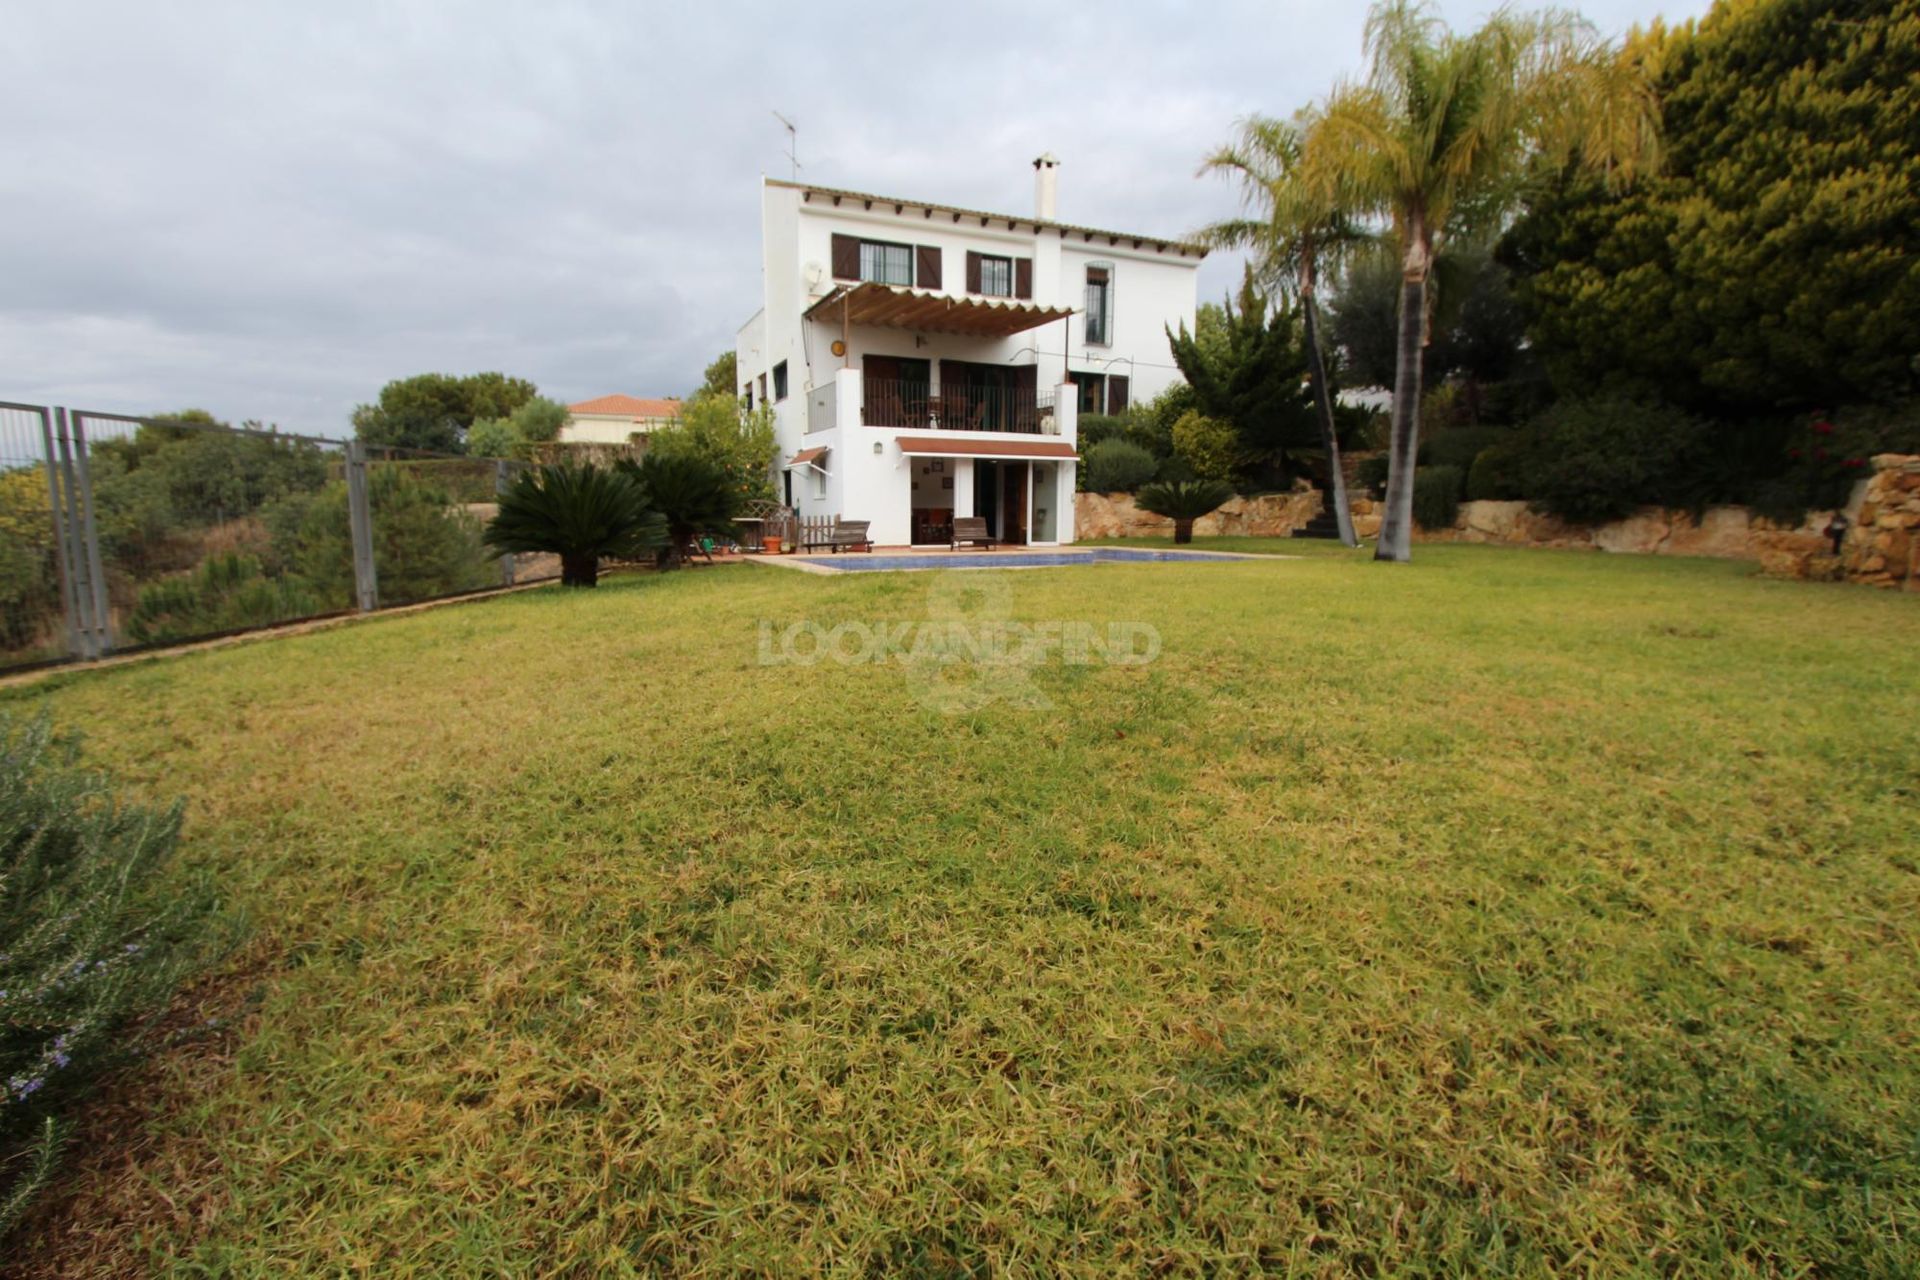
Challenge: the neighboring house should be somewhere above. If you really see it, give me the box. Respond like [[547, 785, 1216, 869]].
[[559, 394, 682, 445], [736, 156, 1205, 547]]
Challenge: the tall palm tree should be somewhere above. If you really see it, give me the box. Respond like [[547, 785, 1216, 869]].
[[1201, 112, 1372, 547], [1304, 0, 1660, 561]]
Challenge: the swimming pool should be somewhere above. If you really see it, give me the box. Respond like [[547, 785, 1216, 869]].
[[787, 547, 1255, 572]]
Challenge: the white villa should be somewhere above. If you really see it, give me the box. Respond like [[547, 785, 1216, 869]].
[[558, 395, 682, 445], [735, 157, 1205, 547]]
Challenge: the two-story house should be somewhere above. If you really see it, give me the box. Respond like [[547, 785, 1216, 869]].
[[736, 156, 1205, 548]]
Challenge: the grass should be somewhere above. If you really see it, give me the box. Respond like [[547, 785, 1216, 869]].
[[7, 542, 1919, 1276]]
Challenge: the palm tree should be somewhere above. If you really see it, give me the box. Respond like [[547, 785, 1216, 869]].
[[1136, 478, 1236, 545], [618, 453, 738, 570], [1304, 0, 1659, 561], [484, 463, 663, 587], [1201, 111, 1372, 548]]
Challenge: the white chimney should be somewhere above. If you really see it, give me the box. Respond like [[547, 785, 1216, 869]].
[[1033, 152, 1060, 221]]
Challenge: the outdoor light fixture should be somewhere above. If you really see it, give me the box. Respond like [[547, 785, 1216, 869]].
[[1825, 512, 1850, 555], [873, 441, 883, 454]]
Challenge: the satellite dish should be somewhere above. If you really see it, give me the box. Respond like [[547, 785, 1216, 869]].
[[804, 261, 825, 289]]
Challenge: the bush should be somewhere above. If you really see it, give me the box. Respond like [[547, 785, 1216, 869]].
[[263, 468, 496, 610], [1082, 440, 1158, 494], [1421, 426, 1510, 475], [1413, 466, 1463, 530], [484, 463, 663, 587], [1524, 395, 1713, 525], [125, 554, 323, 646], [1171, 411, 1239, 482], [0, 715, 222, 1236], [1466, 440, 1532, 501], [1356, 455, 1391, 497], [1749, 402, 1920, 525]]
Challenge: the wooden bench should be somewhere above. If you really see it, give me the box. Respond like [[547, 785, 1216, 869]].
[[950, 516, 996, 551], [803, 519, 872, 553]]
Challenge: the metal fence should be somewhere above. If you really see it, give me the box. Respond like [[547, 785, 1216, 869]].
[[0, 402, 554, 675]]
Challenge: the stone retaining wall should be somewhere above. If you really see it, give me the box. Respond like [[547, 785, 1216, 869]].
[[1074, 487, 1323, 540], [1842, 454, 1920, 590]]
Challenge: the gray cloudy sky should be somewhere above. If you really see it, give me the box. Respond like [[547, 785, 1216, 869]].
[[3, 0, 1708, 435]]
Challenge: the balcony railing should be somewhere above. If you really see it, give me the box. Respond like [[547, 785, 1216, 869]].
[[861, 380, 1058, 435]]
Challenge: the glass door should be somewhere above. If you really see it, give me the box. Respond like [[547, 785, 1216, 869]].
[[1029, 462, 1058, 542]]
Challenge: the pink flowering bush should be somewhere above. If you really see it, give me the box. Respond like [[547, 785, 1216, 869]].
[[0, 716, 222, 1236]]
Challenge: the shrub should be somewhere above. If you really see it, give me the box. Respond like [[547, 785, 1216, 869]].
[[1171, 411, 1239, 482], [125, 554, 323, 646], [264, 468, 496, 610], [1135, 478, 1235, 544], [1421, 426, 1510, 475], [465, 416, 523, 460], [1356, 455, 1391, 497], [0, 468, 60, 657], [1525, 395, 1713, 525], [1413, 466, 1463, 530], [0, 715, 222, 1236], [484, 463, 663, 587], [1082, 440, 1158, 494], [1750, 401, 1920, 525], [1466, 440, 1532, 501]]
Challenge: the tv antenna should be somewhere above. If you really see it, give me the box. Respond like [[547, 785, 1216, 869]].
[[772, 110, 800, 180]]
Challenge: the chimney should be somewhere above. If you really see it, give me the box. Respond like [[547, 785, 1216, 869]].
[[1033, 152, 1060, 221]]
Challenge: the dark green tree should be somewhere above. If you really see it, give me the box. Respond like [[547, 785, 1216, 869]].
[[1166, 270, 1321, 486], [1134, 479, 1236, 544], [351, 373, 539, 454], [1504, 0, 1920, 413], [484, 463, 664, 588], [618, 453, 738, 570], [695, 351, 739, 402]]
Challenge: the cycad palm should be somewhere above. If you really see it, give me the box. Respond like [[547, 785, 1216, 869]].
[[1201, 111, 1373, 547], [484, 463, 664, 588], [1304, 0, 1659, 561]]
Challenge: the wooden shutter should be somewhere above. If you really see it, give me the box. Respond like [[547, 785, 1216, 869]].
[[830, 234, 859, 281], [1106, 374, 1130, 415], [1014, 258, 1033, 300], [916, 245, 941, 289], [965, 251, 982, 294]]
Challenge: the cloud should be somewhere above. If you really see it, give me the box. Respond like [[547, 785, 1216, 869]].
[[0, 0, 1709, 435]]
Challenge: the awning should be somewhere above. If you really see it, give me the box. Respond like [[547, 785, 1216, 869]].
[[896, 435, 1078, 460], [785, 446, 831, 474], [805, 282, 1074, 338]]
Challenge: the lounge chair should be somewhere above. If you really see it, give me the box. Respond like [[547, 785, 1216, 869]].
[[950, 517, 996, 551]]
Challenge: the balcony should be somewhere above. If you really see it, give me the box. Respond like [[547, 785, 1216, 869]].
[[861, 379, 1057, 435]]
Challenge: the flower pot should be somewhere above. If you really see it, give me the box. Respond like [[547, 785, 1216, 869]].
[[762, 535, 782, 555]]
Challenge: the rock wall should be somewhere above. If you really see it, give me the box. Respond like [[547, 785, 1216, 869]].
[[1418, 499, 1842, 576], [1842, 454, 1920, 590], [1075, 487, 1322, 540]]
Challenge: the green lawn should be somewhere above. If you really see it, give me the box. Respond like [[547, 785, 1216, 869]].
[[10, 544, 1919, 1276]]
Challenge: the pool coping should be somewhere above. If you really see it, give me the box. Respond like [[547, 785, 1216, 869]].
[[746, 547, 1290, 575]]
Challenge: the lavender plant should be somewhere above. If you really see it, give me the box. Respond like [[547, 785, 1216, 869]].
[[0, 715, 218, 1236]]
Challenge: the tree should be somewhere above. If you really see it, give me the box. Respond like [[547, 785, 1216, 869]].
[[1504, 0, 1920, 415], [1135, 479, 1236, 544], [619, 453, 738, 570], [1303, 0, 1659, 561], [484, 463, 664, 588], [1202, 112, 1372, 545], [647, 391, 777, 505], [695, 350, 739, 402], [351, 373, 539, 454], [1328, 244, 1530, 397], [1166, 269, 1321, 487]]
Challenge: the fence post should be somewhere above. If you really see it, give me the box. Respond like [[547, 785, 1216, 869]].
[[494, 459, 515, 586], [38, 407, 84, 660], [345, 441, 379, 612], [50, 410, 114, 660]]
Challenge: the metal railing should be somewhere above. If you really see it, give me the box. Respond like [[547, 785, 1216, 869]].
[[0, 401, 554, 674], [860, 380, 1057, 435]]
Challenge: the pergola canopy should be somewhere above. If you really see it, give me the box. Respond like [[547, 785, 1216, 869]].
[[895, 435, 1078, 460], [806, 282, 1074, 339]]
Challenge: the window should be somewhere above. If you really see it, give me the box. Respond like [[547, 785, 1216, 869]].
[[978, 255, 1013, 297], [759, 373, 768, 404], [772, 361, 788, 401], [742, 381, 753, 411], [1084, 264, 1113, 345], [858, 240, 914, 286]]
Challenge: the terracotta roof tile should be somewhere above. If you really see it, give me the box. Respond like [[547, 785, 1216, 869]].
[[568, 394, 682, 418]]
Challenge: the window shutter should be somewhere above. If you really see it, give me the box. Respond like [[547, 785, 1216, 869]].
[[1014, 258, 1033, 300], [965, 251, 982, 294], [830, 234, 859, 281], [1107, 375, 1129, 415], [916, 245, 942, 290]]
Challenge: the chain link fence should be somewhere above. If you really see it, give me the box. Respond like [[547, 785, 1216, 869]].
[[0, 403, 555, 675]]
